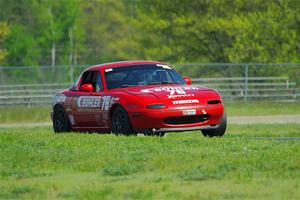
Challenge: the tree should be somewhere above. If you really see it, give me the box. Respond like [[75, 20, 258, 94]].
[[132, 0, 300, 63], [0, 22, 9, 64], [78, 0, 139, 64], [30, 0, 82, 66], [0, 0, 83, 66], [1, 0, 300, 67]]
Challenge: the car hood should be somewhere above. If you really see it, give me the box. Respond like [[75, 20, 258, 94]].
[[118, 84, 221, 104]]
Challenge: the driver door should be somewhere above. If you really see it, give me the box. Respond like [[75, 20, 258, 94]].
[[72, 70, 105, 127]]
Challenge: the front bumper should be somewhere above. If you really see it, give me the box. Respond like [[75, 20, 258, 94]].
[[143, 124, 220, 133], [128, 104, 224, 130]]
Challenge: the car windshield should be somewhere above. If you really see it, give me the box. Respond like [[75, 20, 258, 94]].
[[104, 64, 186, 90]]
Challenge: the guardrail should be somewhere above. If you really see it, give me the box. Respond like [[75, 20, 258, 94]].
[[0, 76, 299, 107], [0, 83, 68, 106], [193, 76, 298, 101]]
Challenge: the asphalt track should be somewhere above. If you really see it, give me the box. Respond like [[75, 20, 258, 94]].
[[0, 114, 299, 128]]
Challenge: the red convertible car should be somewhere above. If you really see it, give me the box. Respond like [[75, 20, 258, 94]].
[[52, 61, 226, 137]]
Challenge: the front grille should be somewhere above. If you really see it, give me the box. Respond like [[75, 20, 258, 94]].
[[164, 114, 209, 125], [207, 100, 221, 104]]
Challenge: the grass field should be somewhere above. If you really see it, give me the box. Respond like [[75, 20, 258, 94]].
[[0, 102, 299, 124], [1, 124, 299, 199]]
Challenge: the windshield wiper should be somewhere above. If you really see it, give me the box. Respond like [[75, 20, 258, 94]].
[[148, 81, 179, 85], [121, 84, 137, 88]]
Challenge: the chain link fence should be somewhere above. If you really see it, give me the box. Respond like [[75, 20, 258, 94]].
[[174, 63, 300, 101], [0, 63, 299, 106]]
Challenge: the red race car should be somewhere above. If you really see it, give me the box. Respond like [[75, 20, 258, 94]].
[[52, 61, 226, 137]]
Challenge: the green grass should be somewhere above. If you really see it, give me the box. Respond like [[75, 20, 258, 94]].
[[1, 124, 299, 199], [0, 107, 51, 123], [0, 102, 299, 124]]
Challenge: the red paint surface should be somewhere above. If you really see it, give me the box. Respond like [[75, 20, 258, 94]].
[[52, 61, 224, 132]]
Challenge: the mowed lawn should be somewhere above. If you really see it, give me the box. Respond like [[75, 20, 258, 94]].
[[0, 124, 299, 199]]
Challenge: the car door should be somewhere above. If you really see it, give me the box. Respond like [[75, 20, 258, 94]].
[[72, 70, 105, 127]]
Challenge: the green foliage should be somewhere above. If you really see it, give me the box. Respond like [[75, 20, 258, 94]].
[[4, 25, 40, 66], [131, 0, 300, 63], [0, 0, 82, 66], [30, 0, 82, 65], [0, 22, 9, 63], [79, 0, 134, 63], [0, 0, 299, 91], [1, 0, 300, 66]]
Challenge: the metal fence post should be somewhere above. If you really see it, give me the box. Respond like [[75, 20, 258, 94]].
[[1, 63, 300, 107], [244, 64, 249, 101]]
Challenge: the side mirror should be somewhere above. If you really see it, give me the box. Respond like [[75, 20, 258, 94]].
[[184, 77, 192, 85], [80, 83, 94, 93]]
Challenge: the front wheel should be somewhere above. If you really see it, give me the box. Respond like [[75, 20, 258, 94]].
[[53, 106, 71, 133], [144, 130, 165, 137], [201, 113, 227, 137], [111, 106, 135, 136]]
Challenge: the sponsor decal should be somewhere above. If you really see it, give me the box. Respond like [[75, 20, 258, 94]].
[[105, 68, 113, 72], [77, 96, 101, 108], [77, 96, 119, 111], [182, 109, 196, 116], [141, 86, 201, 99], [156, 64, 171, 69], [168, 94, 195, 98], [172, 99, 199, 105], [53, 94, 66, 105], [101, 96, 112, 111]]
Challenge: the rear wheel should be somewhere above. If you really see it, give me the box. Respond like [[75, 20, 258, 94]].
[[53, 106, 71, 133], [201, 113, 227, 137], [111, 106, 135, 136]]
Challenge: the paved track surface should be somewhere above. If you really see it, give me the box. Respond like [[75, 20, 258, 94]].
[[0, 114, 299, 128]]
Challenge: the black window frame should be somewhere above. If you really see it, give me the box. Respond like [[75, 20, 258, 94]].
[[70, 70, 103, 92]]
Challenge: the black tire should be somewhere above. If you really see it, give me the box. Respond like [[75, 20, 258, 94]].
[[53, 106, 71, 133], [154, 132, 165, 137], [144, 130, 165, 137], [201, 113, 227, 137], [111, 106, 135, 136]]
